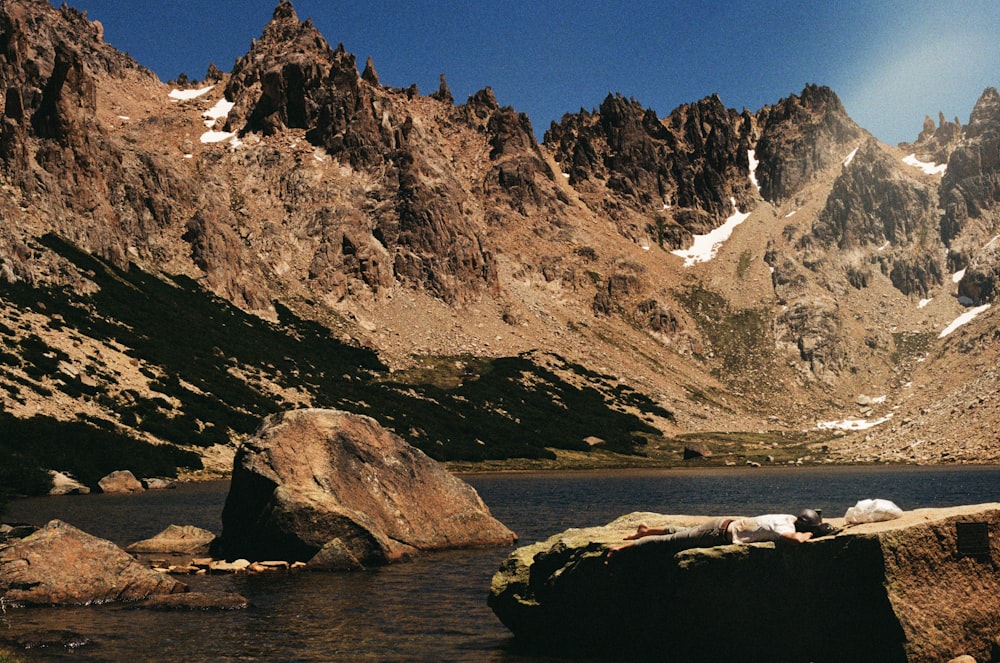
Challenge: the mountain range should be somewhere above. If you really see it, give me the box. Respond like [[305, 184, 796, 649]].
[[1, 0, 998, 500]]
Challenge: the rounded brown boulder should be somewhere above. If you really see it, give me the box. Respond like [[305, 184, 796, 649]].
[[213, 408, 516, 566], [0, 520, 186, 606]]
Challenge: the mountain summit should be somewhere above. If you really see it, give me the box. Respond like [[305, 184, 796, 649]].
[[1, 0, 999, 494]]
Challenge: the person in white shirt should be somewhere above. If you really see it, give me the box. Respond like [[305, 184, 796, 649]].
[[605, 509, 824, 562]]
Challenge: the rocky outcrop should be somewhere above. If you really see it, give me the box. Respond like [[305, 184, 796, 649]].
[[382, 143, 499, 304], [0, 0, 193, 279], [489, 505, 1000, 663], [224, 2, 387, 169], [809, 139, 936, 250], [940, 88, 1000, 247], [0, 520, 186, 606], [901, 112, 962, 166], [220, 2, 499, 304], [545, 93, 753, 225], [213, 408, 516, 567], [958, 243, 1000, 304], [755, 84, 865, 203], [126, 525, 216, 554], [940, 87, 1000, 302], [462, 87, 557, 214], [764, 253, 848, 382], [801, 138, 945, 297], [886, 252, 945, 298]]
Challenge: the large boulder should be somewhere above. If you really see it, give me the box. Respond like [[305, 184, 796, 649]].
[[213, 408, 516, 566], [0, 520, 186, 606], [489, 504, 1000, 663]]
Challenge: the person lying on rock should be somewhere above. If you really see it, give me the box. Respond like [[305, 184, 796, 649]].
[[605, 509, 828, 562]]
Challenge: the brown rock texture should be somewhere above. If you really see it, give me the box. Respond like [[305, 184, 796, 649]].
[[125, 524, 216, 554], [0, 519, 186, 606], [940, 87, 1000, 247], [97, 469, 144, 493], [214, 408, 516, 565], [489, 504, 1000, 663], [755, 83, 866, 203], [545, 91, 755, 237]]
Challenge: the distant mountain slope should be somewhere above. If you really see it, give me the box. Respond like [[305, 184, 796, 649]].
[[1, 0, 998, 498]]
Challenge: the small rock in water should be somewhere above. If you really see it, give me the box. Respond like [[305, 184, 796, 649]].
[[97, 470, 144, 494]]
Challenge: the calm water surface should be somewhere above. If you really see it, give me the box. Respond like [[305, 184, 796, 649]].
[[4, 465, 1000, 661]]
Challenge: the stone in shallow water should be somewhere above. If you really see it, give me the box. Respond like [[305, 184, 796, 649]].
[[126, 524, 216, 554], [97, 470, 144, 494], [213, 408, 516, 566], [0, 520, 186, 606]]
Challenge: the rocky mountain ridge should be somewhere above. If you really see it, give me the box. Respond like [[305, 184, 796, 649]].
[[1, 0, 998, 496]]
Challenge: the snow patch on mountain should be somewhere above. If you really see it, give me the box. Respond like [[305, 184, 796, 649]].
[[939, 304, 991, 338], [169, 85, 214, 101], [816, 415, 893, 431], [671, 198, 750, 267], [203, 99, 234, 128], [902, 154, 947, 176]]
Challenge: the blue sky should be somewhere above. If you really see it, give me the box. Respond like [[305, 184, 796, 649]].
[[64, 1, 1000, 145]]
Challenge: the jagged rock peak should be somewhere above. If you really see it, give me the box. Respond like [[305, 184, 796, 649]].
[[754, 83, 864, 203], [224, 2, 361, 140], [469, 86, 499, 109], [430, 72, 453, 104], [0, 0, 148, 81], [907, 111, 962, 162], [544, 90, 753, 222], [916, 112, 962, 143], [361, 56, 380, 85], [808, 137, 936, 254], [250, 0, 331, 57], [272, 0, 297, 22], [939, 86, 1000, 266], [967, 86, 1000, 137]]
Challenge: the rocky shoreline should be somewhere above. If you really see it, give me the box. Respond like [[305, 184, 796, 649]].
[[1, 409, 515, 608], [4, 408, 1000, 662]]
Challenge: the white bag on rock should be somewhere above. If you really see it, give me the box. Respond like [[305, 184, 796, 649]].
[[844, 499, 903, 524]]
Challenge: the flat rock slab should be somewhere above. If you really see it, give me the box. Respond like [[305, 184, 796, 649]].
[[126, 524, 216, 554], [489, 504, 1000, 663]]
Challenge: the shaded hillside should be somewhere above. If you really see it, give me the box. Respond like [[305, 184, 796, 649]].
[[0, 232, 666, 496]]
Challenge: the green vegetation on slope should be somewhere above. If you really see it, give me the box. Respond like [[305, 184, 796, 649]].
[[675, 285, 777, 403]]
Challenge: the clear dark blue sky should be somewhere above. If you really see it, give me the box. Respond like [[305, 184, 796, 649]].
[[63, 0, 1000, 145]]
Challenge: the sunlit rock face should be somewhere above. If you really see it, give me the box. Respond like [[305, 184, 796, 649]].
[[754, 83, 865, 204], [214, 408, 516, 567], [0, 520, 186, 605]]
